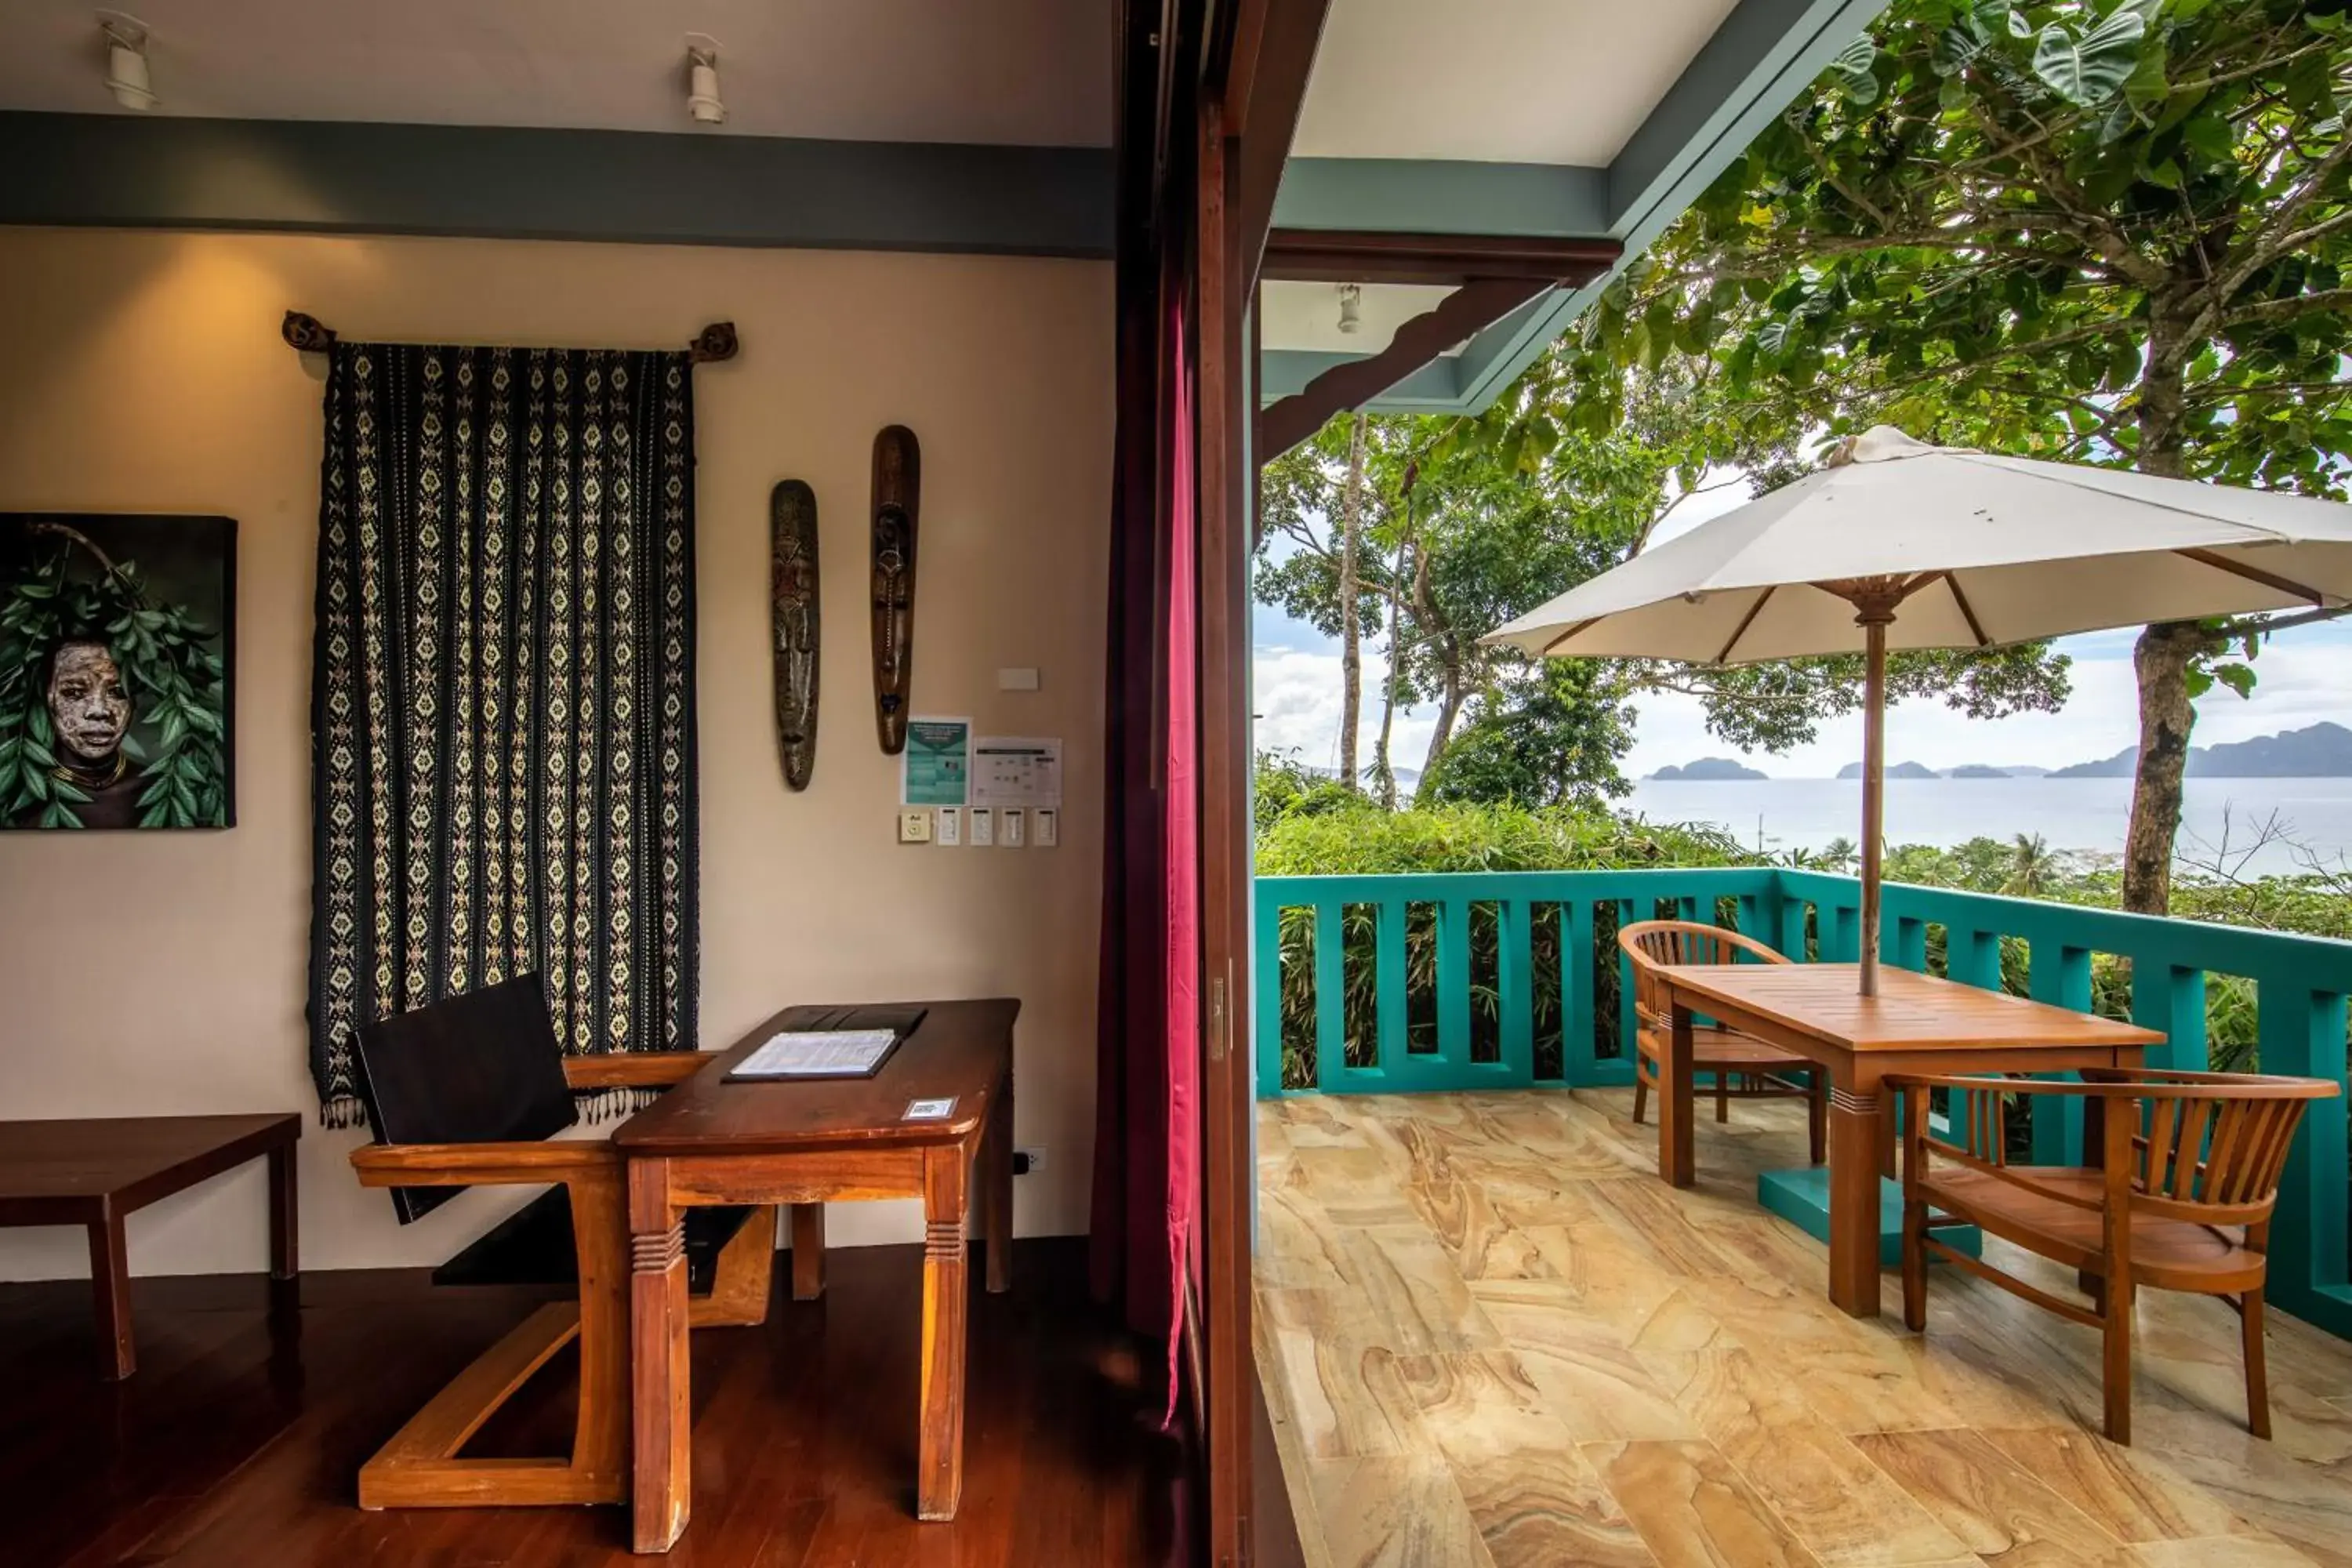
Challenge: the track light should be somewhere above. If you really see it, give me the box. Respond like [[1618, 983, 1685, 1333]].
[[684, 35, 724, 125], [1337, 283, 1363, 336], [98, 12, 157, 111]]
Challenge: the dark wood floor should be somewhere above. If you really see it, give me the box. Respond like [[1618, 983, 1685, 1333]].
[[0, 1237, 1190, 1567]]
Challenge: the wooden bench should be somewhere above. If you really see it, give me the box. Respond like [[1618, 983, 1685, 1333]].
[[0, 1113, 299, 1378]]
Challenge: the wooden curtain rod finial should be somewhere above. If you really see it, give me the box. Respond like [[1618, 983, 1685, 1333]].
[[689, 321, 739, 363], [283, 311, 336, 354]]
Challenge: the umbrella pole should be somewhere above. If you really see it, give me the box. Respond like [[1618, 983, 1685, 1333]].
[[1860, 619, 1886, 999]]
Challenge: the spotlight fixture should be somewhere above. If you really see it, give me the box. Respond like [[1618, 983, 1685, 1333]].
[[1336, 283, 1363, 336], [684, 34, 724, 125], [98, 12, 158, 111]]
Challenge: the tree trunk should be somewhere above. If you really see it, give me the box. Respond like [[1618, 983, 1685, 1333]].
[[1336, 413, 1367, 789], [2122, 622, 2209, 914], [1407, 545, 1465, 804], [1371, 529, 1409, 810], [2121, 317, 2200, 914]]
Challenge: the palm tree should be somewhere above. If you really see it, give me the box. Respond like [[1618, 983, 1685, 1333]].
[[2004, 833, 2054, 899]]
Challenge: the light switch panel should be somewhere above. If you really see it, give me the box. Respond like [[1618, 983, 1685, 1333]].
[[897, 809, 933, 844], [935, 806, 963, 846], [969, 808, 994, 847], [1034, 808, 1058, 848], [1000, 808, 1026, 848]]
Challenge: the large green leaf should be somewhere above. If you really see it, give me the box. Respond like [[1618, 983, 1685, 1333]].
[[2033, 1, 2154, 107], [1828, 36, 1881, 105]]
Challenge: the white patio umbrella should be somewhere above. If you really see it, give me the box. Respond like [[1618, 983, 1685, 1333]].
[[1484, 426, 2352, 996]]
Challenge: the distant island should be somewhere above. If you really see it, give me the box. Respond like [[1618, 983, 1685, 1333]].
[[2049, 721, 2352, 779], [1649, 757, 1768, 782], [1836, 760, 1939, 779], [1945, 764, 2010, 779]]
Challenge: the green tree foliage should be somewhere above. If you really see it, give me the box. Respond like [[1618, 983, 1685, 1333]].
[[1490, 0, 2352, 910], [0, 523, 227, 829], [1417, 660, 1636, 809]]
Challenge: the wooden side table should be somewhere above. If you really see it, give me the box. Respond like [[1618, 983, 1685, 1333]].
[[613, 1000, 1017, 1554], [0, 1113, 300, 1377]]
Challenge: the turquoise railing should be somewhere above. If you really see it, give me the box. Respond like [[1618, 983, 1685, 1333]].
[[1252, 866, 2352, 1340]]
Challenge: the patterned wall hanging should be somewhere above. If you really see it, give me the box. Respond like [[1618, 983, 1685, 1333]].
[[306, 340, 701, 1124], [770, 479, 819, 790], [869, 425, 920, 753]]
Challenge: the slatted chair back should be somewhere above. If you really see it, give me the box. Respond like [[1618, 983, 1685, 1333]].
[[2086, 1067, 2335, 1228], [1617, 920, 1790, 1033]]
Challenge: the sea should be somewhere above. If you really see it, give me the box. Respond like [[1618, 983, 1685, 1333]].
[[1624, 775, 2352, 877]]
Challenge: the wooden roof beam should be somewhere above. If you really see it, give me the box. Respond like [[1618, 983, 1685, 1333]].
[[1257, 275, 1556, 458], [1261, 228, 1621, 287]]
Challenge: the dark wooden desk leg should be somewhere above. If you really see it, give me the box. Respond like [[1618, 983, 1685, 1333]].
[[1661, 1003, 1696, 1189], [1827, 1074, 1885, 1319], [790, 1203, 826, 1301], [267, 1142, 299, 1279], [985, 1072, 1014, 1294], [89, 1204, 135, 1380], [918, 1147, 970, 1522], [630, 1159, 691, 1554]]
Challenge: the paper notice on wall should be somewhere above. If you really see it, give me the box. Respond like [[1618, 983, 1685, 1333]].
[[972, 736, 1062, 811], [902, 717, 972, 807]]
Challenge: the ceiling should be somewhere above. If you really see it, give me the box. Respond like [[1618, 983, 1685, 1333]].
[[0, 0, 1112, 146], [1294, 0, 1745, 165]]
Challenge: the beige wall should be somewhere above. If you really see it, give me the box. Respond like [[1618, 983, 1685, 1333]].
[[0, 228, 1111, 1279]]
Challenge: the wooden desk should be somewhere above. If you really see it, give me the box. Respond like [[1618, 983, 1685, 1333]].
[[0, 1114, 299, 1377], [613, 999, 1018, 1553], [1651, 964, 2158, 1319]]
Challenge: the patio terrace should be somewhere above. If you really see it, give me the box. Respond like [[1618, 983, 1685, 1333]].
[[1255, 1089, 2352, 1567]]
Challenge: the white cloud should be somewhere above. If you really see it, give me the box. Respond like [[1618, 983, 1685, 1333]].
[[1253, 644, 1438, 781]]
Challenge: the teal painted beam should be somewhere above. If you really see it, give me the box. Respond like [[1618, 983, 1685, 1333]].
[[1610, 0, 1893, 245], [1272, 158, 1611, 238], [0, 111, 1113, 258], [1448, 0, 1895, 413]]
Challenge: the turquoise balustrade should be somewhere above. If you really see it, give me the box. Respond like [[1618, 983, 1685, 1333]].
[[1253, 866, 2352, 1340]]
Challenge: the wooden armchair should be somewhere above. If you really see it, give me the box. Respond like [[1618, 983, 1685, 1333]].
[[1892, 1067, 2338, 1444], [1618, 920, 1826, 1163], [347, 975, 776, 1510]]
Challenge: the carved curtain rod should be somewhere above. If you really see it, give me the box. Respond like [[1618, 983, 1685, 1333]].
[[281, 311, 740, 363]]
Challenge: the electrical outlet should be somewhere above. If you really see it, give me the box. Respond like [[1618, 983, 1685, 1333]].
[[1000, 808, 1025, 848], [1034, 808, 1058, 848], [935, 806, 963, 846], [896, 809, 933, 844], [969, 808, 994, 847], [1014, 1145, 1046, 1175]]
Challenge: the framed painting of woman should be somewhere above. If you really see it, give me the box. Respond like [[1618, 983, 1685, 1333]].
[[0, 514, 235, 830]]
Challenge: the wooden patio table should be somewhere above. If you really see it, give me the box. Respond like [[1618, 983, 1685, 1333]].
[[613, 999, 1018, 1554], [1651, 963, 2160, 1318]]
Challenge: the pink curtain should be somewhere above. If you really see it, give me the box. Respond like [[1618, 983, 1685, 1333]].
[[1089, 263, 1201, 1421], [1160, 308, 1200, 1419]]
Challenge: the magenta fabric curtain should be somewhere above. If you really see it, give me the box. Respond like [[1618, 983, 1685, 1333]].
[[1159, 307, 1201, 1418], [1089, 257, 1202, 1416]]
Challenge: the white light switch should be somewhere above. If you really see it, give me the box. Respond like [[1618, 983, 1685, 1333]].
[[1034, 808, 1058, 848], [969, 808, 994, 847], [935, 806, 963, 846], [1001, 808, 1025, 848], [996, 667, 1040, 691]]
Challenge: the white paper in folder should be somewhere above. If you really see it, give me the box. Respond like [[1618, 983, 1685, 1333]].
[[730, 1029, 898, 1079]]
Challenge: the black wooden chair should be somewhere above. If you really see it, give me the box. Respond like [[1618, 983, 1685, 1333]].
[[347, 974, 775, 1510]]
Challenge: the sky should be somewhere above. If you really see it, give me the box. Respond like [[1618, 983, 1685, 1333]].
[[1252, 475, 2352, 782]]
